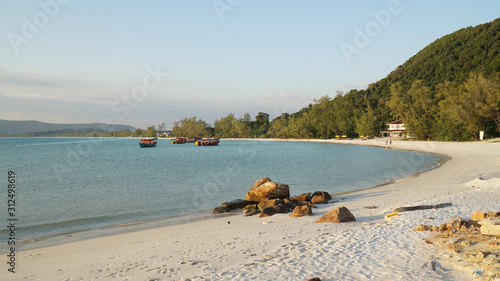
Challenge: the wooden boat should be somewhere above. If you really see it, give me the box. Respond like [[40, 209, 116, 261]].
[[186, 137, 201, 143], [139, 138, 157, 147], [171, 137, 186, 144], [195, 138, 220, 146]]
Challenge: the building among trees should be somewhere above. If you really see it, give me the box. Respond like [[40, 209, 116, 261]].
[[381, 120, 408, 138]]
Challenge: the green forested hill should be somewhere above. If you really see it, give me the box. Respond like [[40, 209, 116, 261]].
[[369, 17, 500, 99], [260, 17, 500, 141], [170, 17, 500, 141]]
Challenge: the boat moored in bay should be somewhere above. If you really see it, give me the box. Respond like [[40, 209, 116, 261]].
[[171, 137, 186, 144], [195, 138, 220, 146], [139, 138, 157, 147]]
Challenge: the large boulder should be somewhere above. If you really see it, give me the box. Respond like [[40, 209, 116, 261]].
[[311, 191, 332, 204], [471, 211, 485, 221], [315, 206, 356, 223], [479, 218, 500, 237], [245, 177, 290, 202], [290, 205, 313, 218], [290, 192, 311, 202]]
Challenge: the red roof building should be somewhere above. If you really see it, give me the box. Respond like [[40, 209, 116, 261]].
[[380, 120, 410, 138]]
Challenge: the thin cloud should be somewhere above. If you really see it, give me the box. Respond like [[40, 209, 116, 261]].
[[0, 67, 98, 89]]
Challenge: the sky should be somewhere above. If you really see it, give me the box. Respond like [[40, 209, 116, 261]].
[[1, 1, 499, 129]]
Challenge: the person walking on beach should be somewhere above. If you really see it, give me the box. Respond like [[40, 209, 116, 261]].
[[385, 140, 388, 149]]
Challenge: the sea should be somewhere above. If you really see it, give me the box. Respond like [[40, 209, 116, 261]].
[[0, 138, 443, 251]]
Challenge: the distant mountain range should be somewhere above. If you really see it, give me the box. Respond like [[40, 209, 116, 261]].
[[0, 120, 135, 136]]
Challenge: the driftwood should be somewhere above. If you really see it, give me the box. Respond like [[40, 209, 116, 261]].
[[394, 203, 452, 213]]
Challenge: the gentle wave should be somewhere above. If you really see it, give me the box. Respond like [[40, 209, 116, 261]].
[[0, 138, 442, 249]]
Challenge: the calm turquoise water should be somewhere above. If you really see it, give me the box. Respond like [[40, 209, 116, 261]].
[[0, 138, 440, 247]]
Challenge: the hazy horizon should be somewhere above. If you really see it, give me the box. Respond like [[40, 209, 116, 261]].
[[1, 1, 499, 129]]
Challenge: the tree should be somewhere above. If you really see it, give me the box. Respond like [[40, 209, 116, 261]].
[[252, 112, 270, 137], [132, 128, 143, 137], [243, 113, 252, 123], [310, 95, 335, 138], [232, 117, 251, 138], [355, 105, 378, 137], [143, 126, 158, 137], [157, 122, 167, 133], [438, 73, 500, 139], [387, 80, 438, 140], [332, 92, 355, 137], [214, 113, 237, 138], [171, 117, 211, 138], [268, 113, 289, 138], [285, 112, 314, 138], [465, 73, 500, 134]]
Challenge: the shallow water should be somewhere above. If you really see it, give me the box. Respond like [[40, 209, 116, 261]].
[[0, 138, 441, 246]]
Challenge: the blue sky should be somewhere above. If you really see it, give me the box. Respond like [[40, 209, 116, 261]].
[[1, 1, 499, 129]]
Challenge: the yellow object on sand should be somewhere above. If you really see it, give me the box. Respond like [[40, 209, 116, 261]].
[[385, 211, 398, 219]]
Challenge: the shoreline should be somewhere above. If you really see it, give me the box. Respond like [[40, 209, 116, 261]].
[[6, 140, 500, 280], [11, 138, 445, 253]]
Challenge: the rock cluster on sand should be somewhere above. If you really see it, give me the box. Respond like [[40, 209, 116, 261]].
[[414, 210, 500, 278], [213, 177, 341, 219], [414, 210, 500, 234]]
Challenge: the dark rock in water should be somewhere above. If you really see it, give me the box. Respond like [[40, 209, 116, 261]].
[[307, 278, 321, 281], [315, 206, 356, 223], [311, 191, 332, 204], [290, 205, 313, 218], [213, 206, 230, 214], [290, 192, 311, 202], [245, 177, 290, 202], [221, 199, 257, 210]]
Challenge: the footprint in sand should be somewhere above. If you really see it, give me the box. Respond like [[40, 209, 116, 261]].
[[26, 252, 43, 258]]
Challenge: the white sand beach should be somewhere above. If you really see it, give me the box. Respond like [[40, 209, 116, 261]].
[[5, 139, 500, 281]]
